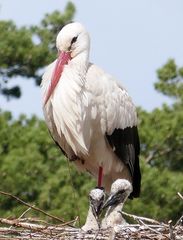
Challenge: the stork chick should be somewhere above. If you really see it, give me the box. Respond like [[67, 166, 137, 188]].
[[82, 187, 105, 231], [101, 179, 132, 229]]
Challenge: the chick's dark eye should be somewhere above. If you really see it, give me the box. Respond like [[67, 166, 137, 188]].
[[118, 190, 125, 195], [71, 36, 78, 45]]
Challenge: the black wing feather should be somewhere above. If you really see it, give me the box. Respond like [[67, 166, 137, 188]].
[[106, 126, 141, 198]]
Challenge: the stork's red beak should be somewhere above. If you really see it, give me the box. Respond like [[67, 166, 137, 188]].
[[44, 51, 71, 105]]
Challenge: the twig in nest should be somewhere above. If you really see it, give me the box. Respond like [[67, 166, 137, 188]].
[[18, 217, 50, 225], [57, 218, 79, 227], [121, 211, 165, 225], [174, 192, 183, 227], [138, 219, 169, 239], [18, 205, 34, 219], [168, 220, 175, 240], [177, 192, 183, 201], [8, 205, 34, 230], [0, 217, 76, 233], [72, 216, 79, 227], [0, 190, 73, 226], [175, 216, 183, 227], [0, 218, 47, 231]]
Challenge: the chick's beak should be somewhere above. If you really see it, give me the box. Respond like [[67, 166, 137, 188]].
[[91, 201, 103, 219], [102, 194, 116, 210]]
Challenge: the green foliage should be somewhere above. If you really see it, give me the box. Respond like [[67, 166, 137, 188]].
[[155, 59, 183, 100], [139, 103, 183, 171], [139, 60, 183, 171], [0, 2, 75, 99]]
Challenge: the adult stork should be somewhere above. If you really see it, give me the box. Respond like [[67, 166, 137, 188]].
[[41, 22, 141, 198]]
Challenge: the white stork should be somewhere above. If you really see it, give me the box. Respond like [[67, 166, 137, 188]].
[[82, 187, 105, 231], [41, 22, 141, 197]]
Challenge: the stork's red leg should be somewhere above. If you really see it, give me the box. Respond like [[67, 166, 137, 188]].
[[98, 166, 103, 187]]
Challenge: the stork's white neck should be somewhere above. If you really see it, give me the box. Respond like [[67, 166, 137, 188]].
[[82, 206, 99, 231], [102, 203, 127, 229], [70, 50, 89, 74], [106, 202, 124, 217]]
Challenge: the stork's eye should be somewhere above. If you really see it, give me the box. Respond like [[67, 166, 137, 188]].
[[118, 190, 125, 195], [71, 36, 78, 45]]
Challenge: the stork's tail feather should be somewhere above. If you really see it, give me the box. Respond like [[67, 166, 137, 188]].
[[129, 155, 141, 199]]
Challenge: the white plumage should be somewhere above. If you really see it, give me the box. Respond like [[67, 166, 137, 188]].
[[41, 22, 141, 196], [101, 179, 132, 229]]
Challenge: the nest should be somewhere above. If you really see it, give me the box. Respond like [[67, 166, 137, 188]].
[[0, 191, 183, 239], [0, 214, 183, 240]]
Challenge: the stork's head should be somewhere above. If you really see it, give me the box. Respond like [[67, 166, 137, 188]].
[[56, 22, 90, 59], [89, 187, 105, 219], [102, 179, 132, 209], [44, 22, 90, 105]]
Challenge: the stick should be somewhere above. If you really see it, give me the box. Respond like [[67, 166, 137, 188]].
[[8, 205, 34, 230], [168, 220, 175, 240], [0, 190, 73, 226], [0, 218, 77, 233], [174, 192, 183, 227], [72, 216, 79, 227], [18, 217, 50, 225], [138, 219, 169, 239], [18, 205, 34, 219], [121, 211, 162, 225], [56, 218, 79, 227], [177, 192, 183, 201], [0, 218, 47, 231]]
